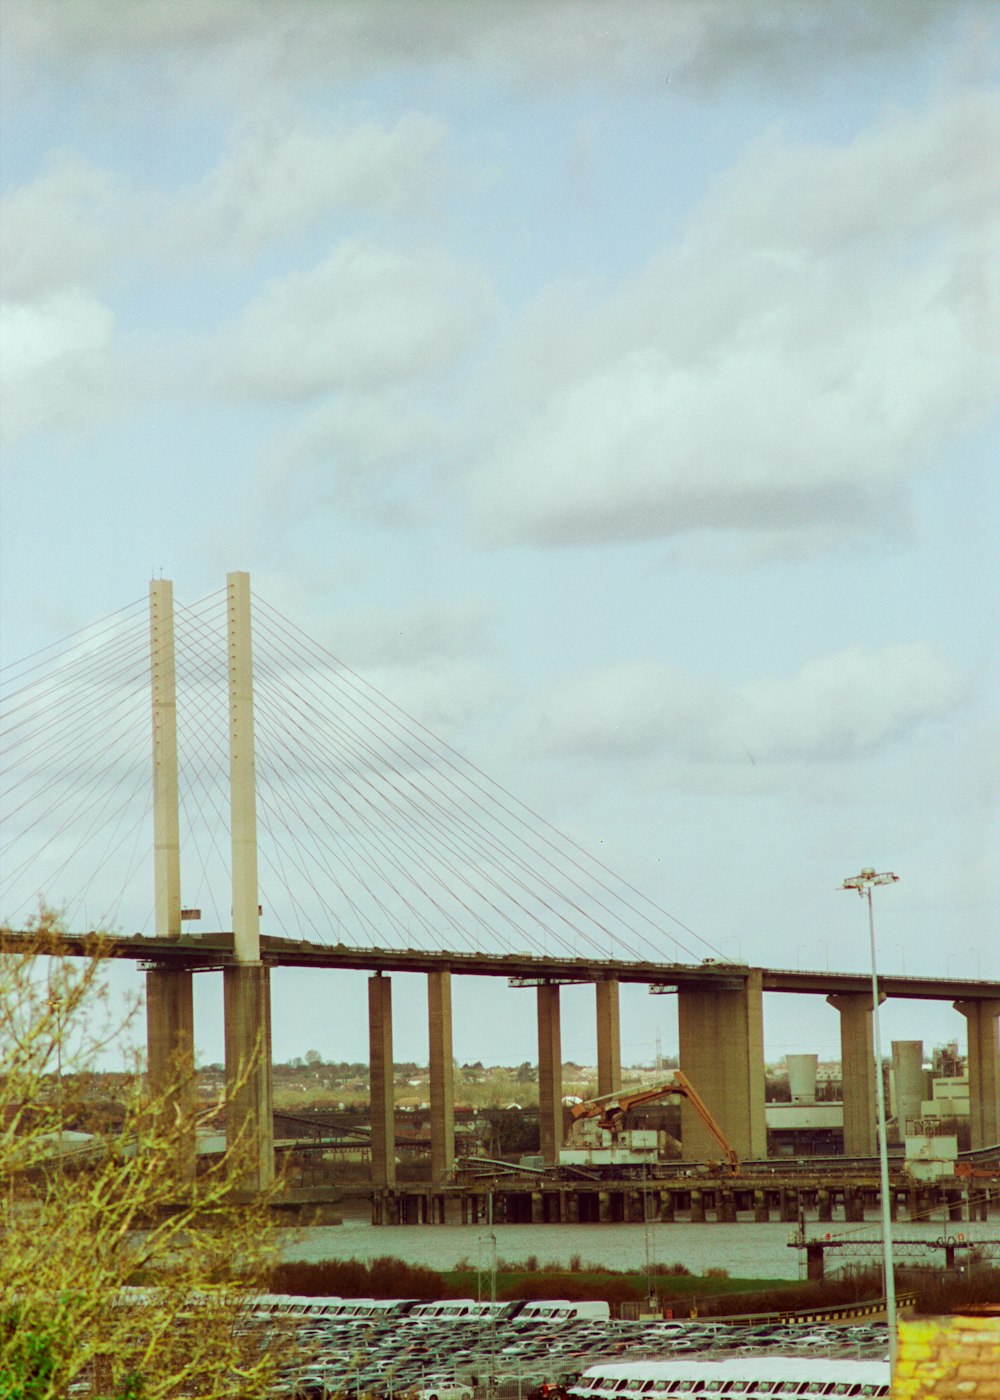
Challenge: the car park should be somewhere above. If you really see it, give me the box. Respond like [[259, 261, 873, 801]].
[[269, 1304, 890, 1400]]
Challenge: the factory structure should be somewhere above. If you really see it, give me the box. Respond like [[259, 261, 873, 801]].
[[764, 1039, 970, 1158]]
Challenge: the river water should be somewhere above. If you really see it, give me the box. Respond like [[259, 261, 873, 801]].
[[280, 1212, 998, 1282]]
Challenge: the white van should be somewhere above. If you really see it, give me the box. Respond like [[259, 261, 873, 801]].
[[406, 1299, 479, 1324], [516, 1300, 610, 1322]]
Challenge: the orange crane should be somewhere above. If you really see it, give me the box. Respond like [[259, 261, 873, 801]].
[[570, 1071, 740, 1174]]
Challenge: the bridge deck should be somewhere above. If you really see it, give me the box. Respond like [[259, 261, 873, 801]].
[[3, 929, 997, 1001]]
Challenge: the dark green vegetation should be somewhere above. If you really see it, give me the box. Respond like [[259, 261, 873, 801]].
[[270, 1256, 806, 1314], [268, 1256, 1000, 1318], [0, 1306, 143, 1400], [270, 1257, 444, 1301], [0, 1307, 56, 1400]]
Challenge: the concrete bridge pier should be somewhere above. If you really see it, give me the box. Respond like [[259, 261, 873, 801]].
[[828, 992, 880, 1157], [596, 978, 621, 1096], [369, 973, 396, 1188], [223, 963, 274, 1191], [677, 969, 766, 1160], [844, 1186, 865, 1222], [537, 983, 563, 1164], [428, 970, 455, 1183], [945, 1189, 965, 1222], [806, 1241, 826, 1282], [780, 1187, 799, 1223], [146, 968, 195, 1164], [954, 998, 1000, 1150], [146, 969, 194, 1088]]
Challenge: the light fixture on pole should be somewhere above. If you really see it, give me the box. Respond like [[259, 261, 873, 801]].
[[840, 866, 899, 1370]]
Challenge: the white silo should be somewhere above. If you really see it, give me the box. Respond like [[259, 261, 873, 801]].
[[787, 1053, 818, 1104], [891, 1040, 925, 1131]]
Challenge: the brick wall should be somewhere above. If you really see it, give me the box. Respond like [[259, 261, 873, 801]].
[[893, 1315, 1000, 1398]]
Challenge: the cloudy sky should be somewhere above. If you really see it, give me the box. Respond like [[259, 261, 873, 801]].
[[1, 1, 997, 1072]]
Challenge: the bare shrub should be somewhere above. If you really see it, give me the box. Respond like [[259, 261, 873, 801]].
[[0, 913, 286, 1399]]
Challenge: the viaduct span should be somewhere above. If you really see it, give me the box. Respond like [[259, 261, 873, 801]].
[[3, 576, 998, 1197]]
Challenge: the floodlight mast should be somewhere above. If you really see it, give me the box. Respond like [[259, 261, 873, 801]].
[[839, 866, 899, 1371]]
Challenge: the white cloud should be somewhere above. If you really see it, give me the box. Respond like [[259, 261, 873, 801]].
[[470, 90, 1000, 551], [0, 290, 116, 445], [340, 659, 499, 736], [519, 643, 968, 766], [312, 597, 493, 670], [0, 111, 448, 299], [736, 645, 969, 759], [213, 239, 496, 400], [163, 113, 447, 258], [256, 391, 454, 528], [691, 89, 998, 252], [0, 154, 123, 300]]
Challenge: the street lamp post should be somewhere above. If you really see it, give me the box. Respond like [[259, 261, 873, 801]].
[[840, 867, 899, 1372]]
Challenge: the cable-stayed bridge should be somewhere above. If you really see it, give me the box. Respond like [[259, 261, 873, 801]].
[[2, 575, 998, 1198], [1, 579, 709, 965]]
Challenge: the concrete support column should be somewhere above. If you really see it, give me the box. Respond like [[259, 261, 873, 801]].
[[428, 970, 455, 1184], [537, 983, 563, 1165], [146, 968, 195, 1178], [223, 964, 274, 1190], [780, 1188, 799, 1223], [954, 1000, 1000, 1150], [596, 979, 621, 1097], [369, 975, 396, 1188], [844, 1186, 865, 1222], [677, 970, 766, 1160], [828, 993, 879, 1157], [146, 968, 195, 1095]]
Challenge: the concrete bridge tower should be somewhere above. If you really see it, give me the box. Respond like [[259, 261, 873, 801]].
[[146, 579, 196, 1175], [223, 571, 274, 1190]]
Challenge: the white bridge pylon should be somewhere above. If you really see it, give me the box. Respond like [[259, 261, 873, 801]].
[[148, 573, 272, 1189]]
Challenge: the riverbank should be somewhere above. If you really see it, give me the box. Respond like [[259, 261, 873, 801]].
[[269, 1253, 1000, 1319], [268, 1253, 848, 1316]]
